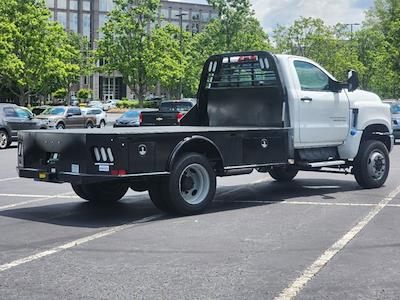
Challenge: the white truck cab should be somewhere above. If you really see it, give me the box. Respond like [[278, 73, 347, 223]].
[[275, 54, 393, 187]]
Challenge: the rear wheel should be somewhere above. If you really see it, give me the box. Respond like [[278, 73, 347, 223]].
[[71, 181, 128, 203], [56, 122, 65, 130], [148, 153, 216, 215], [353, 140, 389, 188], [0, 130, 10, 149], [86, 122, 94, 129], [269, 166, 298, 182]]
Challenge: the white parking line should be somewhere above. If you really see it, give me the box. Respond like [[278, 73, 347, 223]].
[[274, 184, 400, 300], [0, 193, 79, 199], [0, 214, 162, 272], [0, 192, 75, 211], [227, 200, 400, 208], [0, 177, 19, 183]]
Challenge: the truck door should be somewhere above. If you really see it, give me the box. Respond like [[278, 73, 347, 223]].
[[293, 60, 349, 146], [66, 108, 82, 128]]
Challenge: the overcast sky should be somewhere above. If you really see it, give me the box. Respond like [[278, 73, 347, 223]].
[[170, 0, 375, 32]]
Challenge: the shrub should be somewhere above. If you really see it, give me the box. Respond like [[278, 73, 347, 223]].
[[52, 88, 68, 99], [77, 89, 92, 101]]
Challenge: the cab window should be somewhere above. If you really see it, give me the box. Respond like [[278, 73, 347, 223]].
[[294, 61, 330, 91], [15, 107, 32, 119], [3, 107, 17, 117], [67, 108, 81, 115]]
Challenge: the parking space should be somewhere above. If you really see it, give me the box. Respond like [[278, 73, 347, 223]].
[[0, 146, 400, 299]]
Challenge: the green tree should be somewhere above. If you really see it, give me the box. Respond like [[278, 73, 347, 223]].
[[0, 0, 81, 106], [52, 88, 68, 99], [77, 88, 92, 102], [97, 0, 160, 106], [145, 24, 188, 98], [361, 0, 400, 98], [273, 17, 365, 81]]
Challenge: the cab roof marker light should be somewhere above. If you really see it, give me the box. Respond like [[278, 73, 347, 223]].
[[100, 147, 107, 162], [106, 147, 114, 162], [94, 147, 101, 162]]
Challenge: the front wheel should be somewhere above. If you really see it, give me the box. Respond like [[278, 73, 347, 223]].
[[56, 123, 65, 130], [353, 140, 390, 188], [71, 181, 129, 203], [0, 130, 10, 149], [99, 120, 106, 128]]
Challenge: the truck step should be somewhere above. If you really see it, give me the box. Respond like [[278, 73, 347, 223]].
[[307, 160, 346, 168]]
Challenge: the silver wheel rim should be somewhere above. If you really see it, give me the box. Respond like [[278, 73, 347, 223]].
[[100, 121, 105, 128], [367, 150, 386, 180], [57, 124, 64, 130], [179, 163, 210, 205], [0, 132, 8, 148]]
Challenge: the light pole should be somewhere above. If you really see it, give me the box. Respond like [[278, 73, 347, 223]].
[[176, 12, 187, 99], [344, 23, 360, 39]]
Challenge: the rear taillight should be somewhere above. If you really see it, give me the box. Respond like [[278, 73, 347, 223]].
[[139, 113, 143, 125], [177, 112, 184, 124]]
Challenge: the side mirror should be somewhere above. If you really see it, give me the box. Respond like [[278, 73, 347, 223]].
[[347, 70, 359, 92], [67, 113, 73, 118]]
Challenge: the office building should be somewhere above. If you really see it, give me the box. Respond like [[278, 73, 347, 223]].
[[46, 0, 217, 100]]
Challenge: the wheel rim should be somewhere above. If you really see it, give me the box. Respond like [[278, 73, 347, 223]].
[[57, 124, 64, 130], [0, 132, 8, 148], [100, 121, 105, 128], [179, 163, 210, 205], [367, 150, 386, 180], [87, 123, 93, 128]]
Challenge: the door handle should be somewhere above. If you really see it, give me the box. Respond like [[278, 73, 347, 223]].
[[301, 97, 313, 102]]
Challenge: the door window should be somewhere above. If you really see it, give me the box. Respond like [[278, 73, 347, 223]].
[[294, 61, 329, 91], [3, 107, 17, 117], [15, 108, 32, 119], [67, 108, 81, 115]]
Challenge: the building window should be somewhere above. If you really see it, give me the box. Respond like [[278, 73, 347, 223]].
[[70, 13, 78, 32], [98, 14, 108, 38], [160, 8, 169, 19], [99, 0, 114, 12], [210, 13, 218, 20], [171, 9, 180, 19], [201, 12, 210, 22], [83, 0, 91, 11], [57, 0, 67, 9], [192, 11, 200, 21], [83, 13, 91, 40], [57, 11, 67, 29], [70, 0, 78, 10], [46, 0, 54, 8]]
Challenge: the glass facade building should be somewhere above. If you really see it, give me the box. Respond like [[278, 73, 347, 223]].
[[47, 0, 217, 100]]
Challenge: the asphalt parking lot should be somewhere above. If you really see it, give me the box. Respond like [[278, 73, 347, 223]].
[[1, 143, 400, 299]]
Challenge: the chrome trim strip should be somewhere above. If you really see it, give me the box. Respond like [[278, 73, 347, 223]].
[[224, 163, 287, 170]]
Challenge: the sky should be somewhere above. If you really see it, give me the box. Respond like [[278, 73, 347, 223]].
[[170, 0, 375, 32]]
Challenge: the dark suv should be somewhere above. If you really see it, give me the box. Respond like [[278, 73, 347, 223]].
[[0, 103, 47, 149]]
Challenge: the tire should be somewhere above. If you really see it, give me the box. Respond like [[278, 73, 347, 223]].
[[148, 179, 175, 213], [130, 179, 149, 192], [269, 166, 298, 182], [86, 122, 94, 129], [99, 120, 106, 128], [0, 130, 10, 149], [353, 140, 390, 188], [71, 181, 129, 203], [56, 122, 65, 130], [149, 153, 216, 215], [71, 183, 91, 201]]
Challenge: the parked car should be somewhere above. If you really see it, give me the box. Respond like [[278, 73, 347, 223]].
[[88, 100, 103, 108], [0, 103, 47, 149], [384, 100, 400, 139], [113, 109, 157, 127], [102, 99, 120, 111], [140, 100, 194, 126], [81, 107, 107, 128], [36, 106, 96, 129]]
